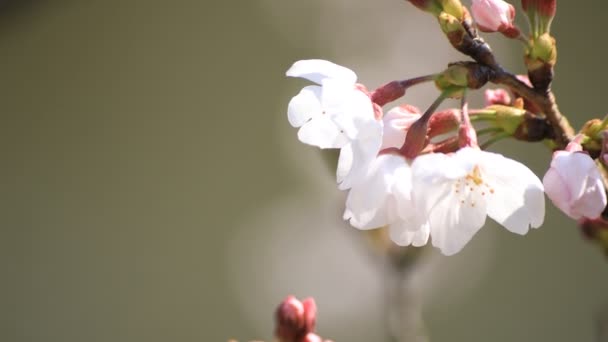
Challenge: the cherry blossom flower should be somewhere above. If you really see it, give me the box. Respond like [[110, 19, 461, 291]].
[[411, 147, 545, 255], [343, 105, 430, 246], [543, 143, 607, 220], [286, 59, 382, 189], [343, 153, 429, 247], [471, 0, 517, 36]]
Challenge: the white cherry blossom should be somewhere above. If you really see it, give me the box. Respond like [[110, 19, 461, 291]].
[[543, 150, 607, 220], [343, 153, 429, 247], [286, 59, 382, 189], [411, 147, 545, 255]]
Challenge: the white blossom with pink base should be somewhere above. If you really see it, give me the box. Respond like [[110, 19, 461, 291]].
[[543, 138, 607, 220]]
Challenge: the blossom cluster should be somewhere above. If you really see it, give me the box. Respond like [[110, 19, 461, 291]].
[[286, 59, 607, 255]]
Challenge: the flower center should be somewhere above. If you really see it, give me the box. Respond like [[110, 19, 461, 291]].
[[453, 165, 495, 207]]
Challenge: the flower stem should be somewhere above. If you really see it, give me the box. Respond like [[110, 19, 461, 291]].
[[481, 132, 511, 149], [399, 74, 437, 89]]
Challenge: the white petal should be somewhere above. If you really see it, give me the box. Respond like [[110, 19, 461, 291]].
[[337, 137, 382, 190], [319, 80, 380, 142], [286, 59, 357, 85], [412, 151, 488, 255], [287, 86, 323, 127], [428, 185, 487, 256], [389, 220, 430, 247], [543, 166, 574, 218], [381, 106, 421, 150], [337, 143, 353, 184], [343, 155, 407, 229], [297, 115, 348, 149], [481, 151, 545, 234]]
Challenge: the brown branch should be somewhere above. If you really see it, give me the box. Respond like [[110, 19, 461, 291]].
[[451, 23, 575, 149], [490, 69, 574, 148]]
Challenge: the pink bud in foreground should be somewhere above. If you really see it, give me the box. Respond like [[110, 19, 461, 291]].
[[484, 88, 512, 106], [471, 0, 518, 37], [543, 143, 607, 220], [275, 296, 317, 342]]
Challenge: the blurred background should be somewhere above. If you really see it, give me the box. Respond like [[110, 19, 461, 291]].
[[1, 0, 608, 341]]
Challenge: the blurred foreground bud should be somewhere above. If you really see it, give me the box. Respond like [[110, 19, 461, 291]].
[[471, 0, 519, 38], [275, 296, 317, 342], [543, 139, 607, 220]]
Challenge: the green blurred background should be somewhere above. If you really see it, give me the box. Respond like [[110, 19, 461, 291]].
[[1, 1, 607, 341]]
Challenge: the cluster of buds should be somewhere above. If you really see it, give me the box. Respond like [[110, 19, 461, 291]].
[[275, 296, 331, 342]]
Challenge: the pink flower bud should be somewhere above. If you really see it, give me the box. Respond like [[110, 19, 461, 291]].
[[371, 81, 407, 107], [471, 0, 517, 36], [275, 296, 317, 342], [484, 88, 512, 106], [428, 109, 460, 137], [543, 146, 607, 220]]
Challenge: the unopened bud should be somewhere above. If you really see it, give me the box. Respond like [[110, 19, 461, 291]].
[[484, 88, 511, 106], [275, 296, 317, 342], [601, 130, 608, 168], [401, 118, 429, 159], [525, 33, 557, 91], [458, 124, 478, 148], [581, 119, 603, 139], [527, 33, 557, 66], [435, 62, 491, 98], [488, 105, 526, 135], [439, 0, 465, 20], [371, 81, 406, 107], [471, 0, 519, 38], [428, 109, 460, 137], [438, 12, 467, 47], [522, 0, 556, 34]]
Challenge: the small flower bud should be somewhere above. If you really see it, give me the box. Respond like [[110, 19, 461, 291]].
[[543, 143, 607, 220], [526, 33, 557, 67], [488, 105, 526, 135], [401, 118, 429, 159], [275, 296, 317, 342], [522, 0, 556, 34], [601, 130, 608, 168], [525, 33, 557, 91], [428, 109, 460, 137], [371, 81, 406, 107], [484, 88, 512, 106], [438, 11, 467, 45], [471, 0, 519, 38], [435, 62, 491, 98], [439, 0, 465, 20]]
